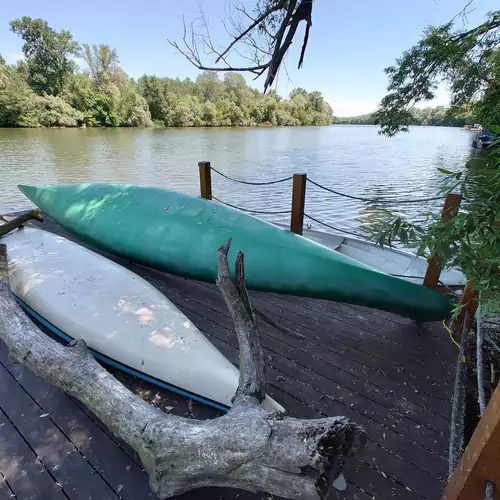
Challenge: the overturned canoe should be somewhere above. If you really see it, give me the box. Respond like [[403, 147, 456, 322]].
[[19, 183, 454, 321], [1, 223, 283, 412]]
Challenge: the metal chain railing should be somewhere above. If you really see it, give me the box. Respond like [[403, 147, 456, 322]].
[[307, 178, 447, 204], [213, 196, 291, 215], [211, 167, 293, 186]]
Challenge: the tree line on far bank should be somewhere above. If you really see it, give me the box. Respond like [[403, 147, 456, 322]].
[[0, 17, 333, 128], [334, 106, 475, 128]]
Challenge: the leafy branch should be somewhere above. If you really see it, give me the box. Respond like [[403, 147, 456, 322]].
[[374, 10, 500, 136], [371, 136, 500, 313]]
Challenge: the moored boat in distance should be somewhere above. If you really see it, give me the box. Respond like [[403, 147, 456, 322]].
[[1, 223, 283, 412], [19, 183, 454, 322]]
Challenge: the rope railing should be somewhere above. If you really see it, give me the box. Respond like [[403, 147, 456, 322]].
[[303, 213, 369, 239], [199, 162, 462, 293], [213, 196, 291, 215], [307, 178, 447, 204], [211, 167, 293, 186]]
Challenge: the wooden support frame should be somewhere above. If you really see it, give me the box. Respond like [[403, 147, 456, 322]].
[[423, 193, 462, 290], [290, 174, 307, 235], [199, 161, 212, 200], [452, 283, 479, 333], [442, 381, 500, 499]]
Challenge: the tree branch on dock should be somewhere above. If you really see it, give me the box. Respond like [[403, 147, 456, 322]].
[[0, 238, 365, 500], [0, 209, 43, 237]]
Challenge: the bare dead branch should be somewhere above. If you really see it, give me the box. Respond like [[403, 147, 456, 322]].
[[168, 0, 316, 90], [216, 240, 265, 402], [216, 1, 285, 64]]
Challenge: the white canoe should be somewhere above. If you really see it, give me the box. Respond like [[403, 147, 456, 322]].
[[275, 224, 465, 287], [1, 225, 283, 412]]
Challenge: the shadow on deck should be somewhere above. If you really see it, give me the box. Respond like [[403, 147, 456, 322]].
[[0, 218, 455, 500]]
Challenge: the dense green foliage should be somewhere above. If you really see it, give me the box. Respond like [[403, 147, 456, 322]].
[[10, 17, 79, 96], [373, 139, 500, 315], [138, 76, 332, 127], [0, 17, 332, 128], [370, 9, 500, 316], [334, 106, 473, 127], [374, 10, 499, 136]]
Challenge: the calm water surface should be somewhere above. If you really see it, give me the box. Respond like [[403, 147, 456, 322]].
[[0, 125, 476, 235]]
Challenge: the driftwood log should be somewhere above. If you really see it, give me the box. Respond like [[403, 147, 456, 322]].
[[0, 234, 366, 500]]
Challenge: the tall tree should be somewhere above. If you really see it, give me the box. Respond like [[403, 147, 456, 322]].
[[81, 43, 120, 90], [10, 17, 79, 96], [374, 10, 500, 136]]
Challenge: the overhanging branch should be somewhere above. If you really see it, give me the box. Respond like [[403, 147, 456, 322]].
[[168, 0, 316, 91]]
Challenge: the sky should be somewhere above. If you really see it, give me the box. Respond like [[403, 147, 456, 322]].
[[0, 0, 497, 116]]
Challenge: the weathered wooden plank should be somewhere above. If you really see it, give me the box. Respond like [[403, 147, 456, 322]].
[[258, 288, 454, 353], [182, 276, 454, 399], [270, 367, 447, 497], [0, 473, 16, 500], [0, 343, 154, 500], [249, 289, 455, 383], [169, 289, 448, 454], [157, 275, 451, 428], [166, 284, 449, 438], [270, 387, 422, 500], [0, 362, 119, 500], [0, 410, 66, 500], [171, 302, 449, 488]]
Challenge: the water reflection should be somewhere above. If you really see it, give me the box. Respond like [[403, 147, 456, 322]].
[[0, 125, 473, 234]]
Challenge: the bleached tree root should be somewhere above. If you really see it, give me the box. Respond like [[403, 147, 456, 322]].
[[0, 238, 365, 499]]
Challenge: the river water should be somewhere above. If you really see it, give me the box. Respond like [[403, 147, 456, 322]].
[[0, 125, 477, 236]]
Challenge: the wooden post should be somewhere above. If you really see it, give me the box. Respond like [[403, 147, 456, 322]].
[[423, 193, 462, 289], [290, 174, 307, 235], [199, 161, 212, 200], [452, 283, 479, 333], [442, 381, 500, 500]]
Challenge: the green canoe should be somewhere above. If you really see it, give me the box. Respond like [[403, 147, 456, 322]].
[[18, 183, 453, 321]]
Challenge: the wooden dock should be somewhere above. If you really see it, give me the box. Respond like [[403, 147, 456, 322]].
[[0, 218, 456, 500]]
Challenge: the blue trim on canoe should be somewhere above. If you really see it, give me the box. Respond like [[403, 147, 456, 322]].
[[12, 294, 229, 413]]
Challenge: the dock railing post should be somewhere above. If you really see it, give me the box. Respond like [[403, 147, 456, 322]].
[[423, 193, 462, 290], [452, 283, 479, 333], [199, 161, 212, 200], [290, 174, 307, 235]]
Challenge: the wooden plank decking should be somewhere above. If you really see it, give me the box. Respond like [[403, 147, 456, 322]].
[[0, 218, 456, 500]]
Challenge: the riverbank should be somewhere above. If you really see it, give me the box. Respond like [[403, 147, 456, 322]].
[[334, 105, 474, 128]]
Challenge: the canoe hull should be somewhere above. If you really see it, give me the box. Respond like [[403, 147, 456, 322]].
[[19, 183, 454, 321], [2, 225, 283, 412]]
